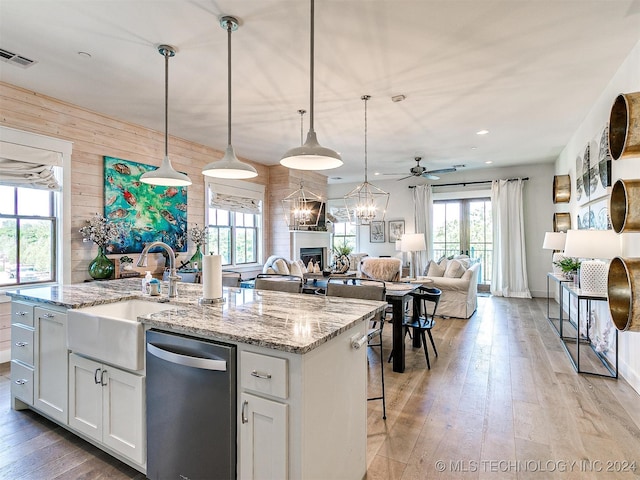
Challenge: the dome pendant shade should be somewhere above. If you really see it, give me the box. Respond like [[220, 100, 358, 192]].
[[280, 129, 342, 170], [280, 0, 342, 171], [202, 145, 258, 179], [141, 155, 192, 186], [140, 44, 192, 187], [202, 16, 258, 180]]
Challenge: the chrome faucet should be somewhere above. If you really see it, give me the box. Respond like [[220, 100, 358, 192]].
[[137, 241, 180, 298]]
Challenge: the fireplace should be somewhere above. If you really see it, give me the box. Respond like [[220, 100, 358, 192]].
[[290, 231, 331, 272], [300, 247, 324, 270]]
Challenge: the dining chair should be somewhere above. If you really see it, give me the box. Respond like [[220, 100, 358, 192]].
[[396, 286, 441, 369], [254, 273, 303, 293], [326, 278, 387, 419]]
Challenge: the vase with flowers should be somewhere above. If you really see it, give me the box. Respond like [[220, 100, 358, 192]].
[[188, 224, 209, 271], [80, 213, 118, 280]]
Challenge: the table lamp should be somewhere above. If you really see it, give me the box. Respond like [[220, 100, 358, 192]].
[[542, 231, 567, 274], [401, 233, 426, 278], [563, 229, 621, 294]]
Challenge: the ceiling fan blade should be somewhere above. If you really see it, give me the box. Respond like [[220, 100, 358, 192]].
[[425, 167, 457, 175], [395, 175, 412, 181], [421, 173, 440, 180]]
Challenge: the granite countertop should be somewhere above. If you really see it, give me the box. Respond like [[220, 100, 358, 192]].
[[6, 278, 387, 354]]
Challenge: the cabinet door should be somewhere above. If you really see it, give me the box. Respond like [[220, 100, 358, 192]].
[[240, 392, 288, 480], [68, 353, 102, 442], [34, 306, 68, 423], [102, 367, 145, 465]]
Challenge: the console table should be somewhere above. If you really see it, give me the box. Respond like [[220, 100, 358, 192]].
[[560, 283, 618, 378], [546, 272, 572, 337]]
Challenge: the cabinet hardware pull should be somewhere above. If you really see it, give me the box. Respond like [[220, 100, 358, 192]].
[[251, 370, 272, 379], [42, 313, 55, 318], [15, 341, 28, 347], [241, 400, 249, 424], [100, 369, 108, 386], [94, 368, 101, 385], [15, 311, 27, 316], [14, 379, 27, 385]]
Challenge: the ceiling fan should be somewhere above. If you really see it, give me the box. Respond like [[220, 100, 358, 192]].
[[382, 157, 458, 181]]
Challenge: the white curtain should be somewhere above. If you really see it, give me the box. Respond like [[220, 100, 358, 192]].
[[490, 178, 531, 298], [0, 141, 62, 190], [413, 184, 433, 276]]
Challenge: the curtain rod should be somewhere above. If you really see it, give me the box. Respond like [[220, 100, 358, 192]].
[[408, 177, 529, 189]]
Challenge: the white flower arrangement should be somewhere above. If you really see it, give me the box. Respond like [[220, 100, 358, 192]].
[[188, 224, 209, 247], [79, 213, 118, 247]]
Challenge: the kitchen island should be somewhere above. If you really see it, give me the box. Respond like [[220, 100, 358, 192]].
[[7, 278, 386, 479]]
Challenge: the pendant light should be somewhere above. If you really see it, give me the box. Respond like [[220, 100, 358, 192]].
[[282, 109, 325, 229], [280, 0, 342, 170], [202, 16, 258, 179], [344, 95, 389, 225], [140, 45, 192, 187]]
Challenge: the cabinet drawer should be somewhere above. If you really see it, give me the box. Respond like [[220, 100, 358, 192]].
[[241, 351, 288, 399], [11, 325, 34, 366], [12, 301, 34, 328], [11, 360, 34, 405]]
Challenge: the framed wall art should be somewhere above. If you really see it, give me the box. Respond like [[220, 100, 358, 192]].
[[388, 220, 405, 242], [370, 221, 385, 243], [103, 156, 188, 254]]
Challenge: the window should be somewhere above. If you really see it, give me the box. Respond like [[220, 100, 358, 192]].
[[206, 180, 264, 267], [0, 185, 57, 286], [433, 198, 492, 287], [332, 222, 356, 253], [208, 209, 259, 266]]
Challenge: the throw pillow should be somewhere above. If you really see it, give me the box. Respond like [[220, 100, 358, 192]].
[[444, 259, 466, 278], [273, 258, 290, 275], [453, 255, 471, 269], [426, 260, 445, 277], [289, 261, 303, 277]]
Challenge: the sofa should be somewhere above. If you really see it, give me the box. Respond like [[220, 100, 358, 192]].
[[262, 255, 310, 277], [420, 257, 481, 319]]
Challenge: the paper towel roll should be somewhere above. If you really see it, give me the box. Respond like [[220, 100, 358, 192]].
[[202, 255, 222, 299]]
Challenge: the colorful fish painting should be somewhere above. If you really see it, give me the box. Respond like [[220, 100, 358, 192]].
[[103, 156, 187, 253]]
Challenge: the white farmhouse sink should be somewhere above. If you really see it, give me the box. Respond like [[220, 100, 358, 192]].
[[67, 300, 172, 371]]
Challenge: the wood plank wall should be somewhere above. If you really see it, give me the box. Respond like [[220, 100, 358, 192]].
[[0, 81, 304, 283]]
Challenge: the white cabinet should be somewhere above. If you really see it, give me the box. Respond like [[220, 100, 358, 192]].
[[238, 325, 367, 480], [240, 392, 288, 479], [239, 351, 289, 480], [10, 301, 35, 408], [34, 305, 68, 423], [68, 353, 145, 466]]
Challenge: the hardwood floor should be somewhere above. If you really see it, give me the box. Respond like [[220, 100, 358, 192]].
[[1, 295, 639, 479]]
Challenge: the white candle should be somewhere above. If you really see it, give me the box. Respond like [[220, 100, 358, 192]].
[[202, 255, 222, 299]]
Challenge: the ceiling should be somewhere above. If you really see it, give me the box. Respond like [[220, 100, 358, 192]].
[[1, 1, 640, 184]]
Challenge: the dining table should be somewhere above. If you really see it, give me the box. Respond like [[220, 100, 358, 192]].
[[384, 282, 421, 373]]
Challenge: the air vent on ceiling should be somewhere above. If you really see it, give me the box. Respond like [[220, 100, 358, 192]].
[[0, 48, 37, 68]]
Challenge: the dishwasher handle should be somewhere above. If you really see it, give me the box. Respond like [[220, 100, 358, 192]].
[[147, 342, 227, 371]]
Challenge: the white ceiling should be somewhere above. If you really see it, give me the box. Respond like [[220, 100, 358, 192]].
[[1, 1, 639, 183]]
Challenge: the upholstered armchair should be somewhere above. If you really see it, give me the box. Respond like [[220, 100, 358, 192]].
[[359, 257, 402, 282]]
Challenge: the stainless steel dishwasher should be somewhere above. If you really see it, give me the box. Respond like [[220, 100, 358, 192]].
[[146, 329, 237, 480]]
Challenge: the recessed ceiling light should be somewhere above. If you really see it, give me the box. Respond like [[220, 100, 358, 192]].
[[374, 172, 380, 176], [485, 160, 493, 164], [331, 177, 342, 180], [391, 94, 406, 103], [77, 51, 92, 59], [471, 146, 477, 150], [476, 129, 489, 135]]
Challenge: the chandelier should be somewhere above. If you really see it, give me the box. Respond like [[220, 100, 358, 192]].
[[344, 95, 389, 225]]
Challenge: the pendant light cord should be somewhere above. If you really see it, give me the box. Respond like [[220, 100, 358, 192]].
[[164, 49, 169, 157], [362, 94, 370, 182], [309, 0, 315, 132], [227, 20, 233, 147]]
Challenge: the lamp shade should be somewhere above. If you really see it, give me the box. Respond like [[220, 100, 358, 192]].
[[542, 231, 566, 250], [563, 229, 620, 259], [400, 233, 426, 253]]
